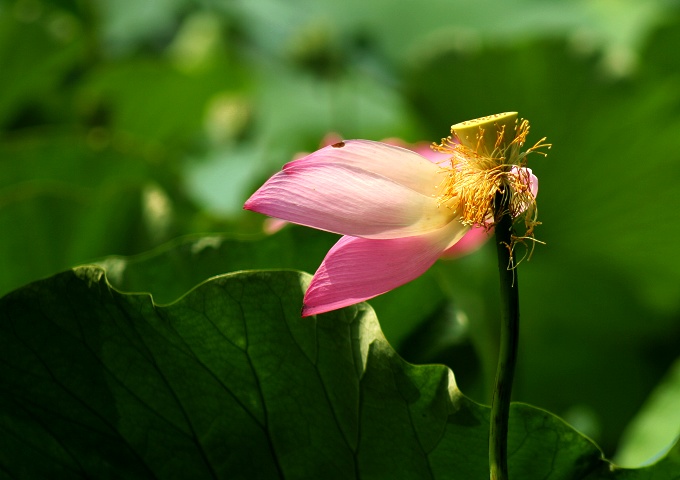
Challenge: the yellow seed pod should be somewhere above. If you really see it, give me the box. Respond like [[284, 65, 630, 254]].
[[451, 112, 518, 158]]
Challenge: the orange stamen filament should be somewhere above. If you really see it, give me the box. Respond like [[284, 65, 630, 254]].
[[431, 118, 550, 250]]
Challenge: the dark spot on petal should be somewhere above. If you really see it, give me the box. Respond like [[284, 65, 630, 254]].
[[331, 141, 345, 148]]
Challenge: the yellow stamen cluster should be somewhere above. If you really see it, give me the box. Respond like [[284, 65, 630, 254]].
[[432, 112, 550, 242]]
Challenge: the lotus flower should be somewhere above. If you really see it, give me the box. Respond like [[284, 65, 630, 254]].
[[244, 113, 545, 316]]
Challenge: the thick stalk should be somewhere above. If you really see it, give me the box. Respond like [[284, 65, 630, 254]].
[[489, 191, 520, 480]]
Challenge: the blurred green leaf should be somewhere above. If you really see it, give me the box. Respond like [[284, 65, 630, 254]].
[[0, 2, 85, 128], [254, 68, 419, 148], [228, 0, 669, 75], [614, 357, 680, 467], [0, 130, 191, 296], [92, 0, 189, 54], [79, 59, 239, 145], [4, 266, 679, 478]]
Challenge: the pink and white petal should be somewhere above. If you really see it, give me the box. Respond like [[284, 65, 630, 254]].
[[284, 140, 442, 196], [245, 162, 455, 239], [413, 145, 451, 165], [441, 226, 493, 259], [527, 169, 538, 198], [301, 221, 467, 316]]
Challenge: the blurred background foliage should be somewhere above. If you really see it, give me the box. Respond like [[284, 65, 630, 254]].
[[2, 0, 680, 463]]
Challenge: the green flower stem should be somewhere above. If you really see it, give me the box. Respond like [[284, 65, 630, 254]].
[[489, 191, 520, 480]]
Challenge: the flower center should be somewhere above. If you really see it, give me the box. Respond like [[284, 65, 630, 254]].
[[431, 114, 550, 237]]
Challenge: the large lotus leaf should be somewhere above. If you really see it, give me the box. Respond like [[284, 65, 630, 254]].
[[93, 229, 444, 349], [94, 230, 469, 394], [1, 267, 679, 478]]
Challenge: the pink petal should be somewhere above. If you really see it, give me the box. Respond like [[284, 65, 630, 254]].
[[245, 142, 454, 239], [441, 226, 493, 258], [301, 222, 467, 316], [262, 217, 288, 235], [527, 169, 538, 198], [381, 138, 452, 165], [283, 140, 441, 196]]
